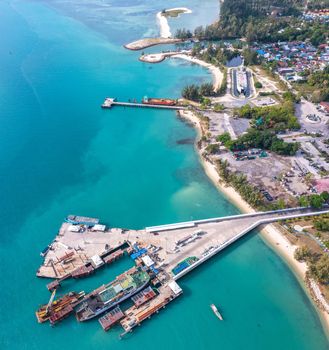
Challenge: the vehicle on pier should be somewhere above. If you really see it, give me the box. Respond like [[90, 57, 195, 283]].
[[171, 256, 199, 275], [75, 267, 150, 321]]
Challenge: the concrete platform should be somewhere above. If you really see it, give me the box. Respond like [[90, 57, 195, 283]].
[[37, 207, 329, 279]]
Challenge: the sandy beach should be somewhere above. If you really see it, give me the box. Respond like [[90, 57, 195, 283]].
[[178, 109, 329, 334], [172, 54, 223, 91], [156, 7, 192, 38], [139, 51, 223, 92]]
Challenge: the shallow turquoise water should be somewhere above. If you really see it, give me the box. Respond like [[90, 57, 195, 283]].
[[0, 0, 328, 349]]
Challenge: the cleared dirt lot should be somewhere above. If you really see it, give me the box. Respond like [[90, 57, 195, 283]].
[[218, 151, 309, 203]]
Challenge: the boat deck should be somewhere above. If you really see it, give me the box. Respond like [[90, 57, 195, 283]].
[[120, 283, 182, 336], [99, 306, 125, 331]]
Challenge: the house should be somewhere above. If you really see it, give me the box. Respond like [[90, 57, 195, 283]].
[[320, 102, 329, 113]]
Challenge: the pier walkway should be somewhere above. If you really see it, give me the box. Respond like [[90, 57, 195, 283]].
[[38, 206, 329, 280]]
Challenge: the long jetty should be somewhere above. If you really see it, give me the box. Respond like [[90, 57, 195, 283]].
[[39, 206, 329, 281], [170, 207, 329, 280], [101, 98, 186, 110]]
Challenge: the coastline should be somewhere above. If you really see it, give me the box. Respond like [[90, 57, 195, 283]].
[[178, 109, 329, 336], [172, 54, 223, 91], [139, 52, 223, 91]]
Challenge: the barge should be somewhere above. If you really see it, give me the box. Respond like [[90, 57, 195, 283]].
[[142, 97, 176, 106], [36, 291, 85, 324]]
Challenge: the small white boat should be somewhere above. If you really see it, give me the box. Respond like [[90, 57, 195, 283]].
[[210, 304, 223, 320]]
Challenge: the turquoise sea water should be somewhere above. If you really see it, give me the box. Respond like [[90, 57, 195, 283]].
[[0, 0, 328, 349]]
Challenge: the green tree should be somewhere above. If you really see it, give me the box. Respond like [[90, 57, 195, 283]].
[[199, 83, 214, 97], [213, 103, 225, 112], [294, 246, 311, 262], [182, 84, 200, 102], [242, 48, 259, 65], [320, 191, 329, 203], [309, 255, 329, 284], [299, 195, 310, 207], [314, 219, 329, 232], [206, 143, 219, 154], [309, 194, 324, 209]]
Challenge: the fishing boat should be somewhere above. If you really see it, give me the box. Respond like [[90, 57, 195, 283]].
[[210, 303, 223, 320]]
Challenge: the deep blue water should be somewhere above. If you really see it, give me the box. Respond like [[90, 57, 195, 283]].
[[0, 0, 328, 349]]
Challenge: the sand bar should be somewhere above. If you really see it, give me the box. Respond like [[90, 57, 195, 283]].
[[156, 7, 192, 38]]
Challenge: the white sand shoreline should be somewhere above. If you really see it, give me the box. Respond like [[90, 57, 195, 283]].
[[172, 54, 223, 91], [178, 109, 329, 336], [156, 7, 192, 38]]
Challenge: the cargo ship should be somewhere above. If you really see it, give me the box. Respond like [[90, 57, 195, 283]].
[[171, 256, 199, 275], [142, 97, 176, 106], [75, 267, 150, 321], [36, 291, 85, 324]]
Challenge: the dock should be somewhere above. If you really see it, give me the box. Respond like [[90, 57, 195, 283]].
[[39, 207, 329, 282], [36, 206, 329, 334], [119, 282, 182, 337], [101, 98, 186, 110]]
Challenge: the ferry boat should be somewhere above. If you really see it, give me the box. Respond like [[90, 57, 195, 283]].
[[75, 267, 150, 321], [210, 303, 223, 320]]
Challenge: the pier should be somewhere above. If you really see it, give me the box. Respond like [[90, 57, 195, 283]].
[[101, 98, 186, 110], [38, 207, 329, 281], [36, 206, 329, 334]]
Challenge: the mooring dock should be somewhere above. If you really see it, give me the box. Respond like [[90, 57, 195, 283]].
[[119, 282, 183, 337], [36, 206, 329, 334], [101, 97, 186, 110], [38, 207, 329, 281]]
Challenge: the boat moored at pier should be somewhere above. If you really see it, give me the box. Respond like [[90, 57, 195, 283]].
[[36, 291, 85, 324], [75, 267, 150, 321], [142, 97, 176, 106]]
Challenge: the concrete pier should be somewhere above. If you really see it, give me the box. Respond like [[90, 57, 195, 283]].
[[37, 207, 329, 280]]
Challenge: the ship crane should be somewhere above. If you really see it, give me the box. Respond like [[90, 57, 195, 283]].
[[45, 289, 57, 315]]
